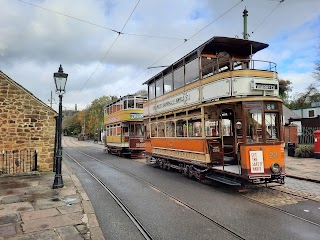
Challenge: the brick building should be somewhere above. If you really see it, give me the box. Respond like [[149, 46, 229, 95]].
[[0, 71, 57, 171]]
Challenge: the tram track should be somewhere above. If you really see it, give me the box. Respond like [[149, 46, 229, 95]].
[[65, 138, 320, 229], [64, 138, 246, 240]]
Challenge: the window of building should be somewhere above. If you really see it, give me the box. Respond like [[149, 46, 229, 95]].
[[309, 110, 315, 117]]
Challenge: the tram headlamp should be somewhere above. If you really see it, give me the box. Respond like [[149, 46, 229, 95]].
[[270, 162, 280, 174]]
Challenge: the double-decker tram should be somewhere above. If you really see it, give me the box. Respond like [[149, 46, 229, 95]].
[[104, 95, 147, 158], [143, 36, 285, 186]]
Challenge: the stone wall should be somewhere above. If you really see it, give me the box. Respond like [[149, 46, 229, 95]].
[[0, 71, 57, 172]]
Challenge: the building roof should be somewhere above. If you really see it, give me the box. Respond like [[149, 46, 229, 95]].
[[0, 71, 57, 114], [283, 104, 301, 125]]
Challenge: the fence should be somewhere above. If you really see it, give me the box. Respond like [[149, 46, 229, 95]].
[[1, 149, 37, 176], [298, 126, 320, 144]]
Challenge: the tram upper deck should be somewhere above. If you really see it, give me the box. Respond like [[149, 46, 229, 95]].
[[143, 36, 279, 117]]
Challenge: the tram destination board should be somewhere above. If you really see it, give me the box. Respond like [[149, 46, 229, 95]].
[[254, 83, 278, 90]]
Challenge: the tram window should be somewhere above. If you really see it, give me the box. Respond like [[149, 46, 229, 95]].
[[156, 77, 164, 97], [265, 113, 278, 140], [174, 66, 184, 90], [106, 127, 110, 136], [164, 73, 173, 93], [151, 123, 157, 137], [136, 124, 144, 136], [123, 100, 127, 109], [123, 126, 129, 136], [149, 82, 155, 100], [157, 122, 165, 137], [145, 122, 150, 139], [205, 120, 219, 137], [176, 120, 187, 137], [166, 121, 175, 137], [136, 98, 144, 109], [185, 59, 199, 84], [116, 125, 121, 136], [245, 109, 263, 143], [130, 123, 135, 136], [222, 119, 232, 136], [128, 99, 134, 108], [188, 119, 202, 137]]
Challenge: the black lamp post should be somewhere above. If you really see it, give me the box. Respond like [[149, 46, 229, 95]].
[[53, 64, 68, 189]]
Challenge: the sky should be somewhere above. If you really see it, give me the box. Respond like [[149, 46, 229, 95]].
[[1, 0, 320, 112]]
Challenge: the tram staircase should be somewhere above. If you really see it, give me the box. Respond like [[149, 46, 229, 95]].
[[206, 139, 242, 186]]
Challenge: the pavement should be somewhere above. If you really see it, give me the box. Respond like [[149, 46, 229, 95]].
[[0, 162, 105, 240], [0, 143, 319, 239]]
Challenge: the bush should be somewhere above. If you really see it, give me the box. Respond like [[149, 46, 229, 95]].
[[294, 144, 314, 158]]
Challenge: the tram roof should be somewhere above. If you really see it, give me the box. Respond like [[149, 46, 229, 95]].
[[143, 36, 268, 85], [104, 94, 147, 108]]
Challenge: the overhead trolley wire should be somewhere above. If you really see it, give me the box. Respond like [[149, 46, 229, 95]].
[[17, 0, 187, 41], [251, 0, 285, 35], [75, 0, 141, 99], [113, 0, 245, 94], [17, 0, 118, 33]]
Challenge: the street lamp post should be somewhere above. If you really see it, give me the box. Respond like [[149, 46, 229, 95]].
[[53, 64, 68, 189]]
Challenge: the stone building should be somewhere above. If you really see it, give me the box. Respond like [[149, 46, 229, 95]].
[[0, 71, 57, 172]]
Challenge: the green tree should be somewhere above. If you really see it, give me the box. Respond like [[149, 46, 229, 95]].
[[278, 79, 292, 104], [287, 84, 319, 109], [83, 95, 116, 138]]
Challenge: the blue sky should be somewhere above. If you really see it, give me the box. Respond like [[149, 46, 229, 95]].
[[0, 0, 320, 111]]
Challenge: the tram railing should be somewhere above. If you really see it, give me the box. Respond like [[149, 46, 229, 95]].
[[1, 149, 38, 176], [202, 59, 277, 78]]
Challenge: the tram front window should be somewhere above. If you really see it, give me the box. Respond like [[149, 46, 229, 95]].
[[136, 124, 144, 136], [246, 109, 263, 143], [265, 113, 278, 140]]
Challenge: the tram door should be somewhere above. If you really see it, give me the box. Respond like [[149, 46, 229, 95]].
[[221, 108, 237, 164]]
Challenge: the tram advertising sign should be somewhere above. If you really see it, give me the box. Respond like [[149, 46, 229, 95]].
[[249, 150, 265, 173]]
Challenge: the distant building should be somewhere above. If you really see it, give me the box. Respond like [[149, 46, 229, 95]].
[[292, 107, 320, 119], [283, 105, 301, 145], [0, 71, 57, 171]]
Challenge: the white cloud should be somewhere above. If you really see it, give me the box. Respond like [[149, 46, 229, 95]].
[[1, 0, 320, 110]]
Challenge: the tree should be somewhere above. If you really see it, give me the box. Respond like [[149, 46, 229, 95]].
[[287, 84, 319, 109], [278, 79, 292, 104], [83, 95, 115, 138]]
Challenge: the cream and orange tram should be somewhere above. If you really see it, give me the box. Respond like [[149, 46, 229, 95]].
[[104, 95, 147, 158], [143, 36, 285, 186]]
